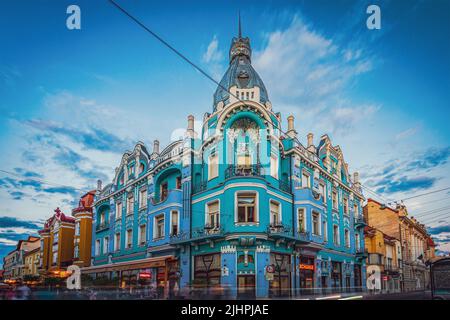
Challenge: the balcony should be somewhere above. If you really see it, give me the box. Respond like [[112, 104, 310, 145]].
[[225, 164, 262, 179], [150, 189, 182, 206], [169, 225, 224, 244], [193, 181, 207, 194], [279, 180, 291, 193], [267, 224, 311, 243], [354, 216, 366, 228], [96, 222, 109, 232]]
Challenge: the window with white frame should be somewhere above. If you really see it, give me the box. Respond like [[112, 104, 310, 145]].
[[116, 201, 122, 220], [207, 201, 220, 228], [127, 195, 134, 215], [270, 200, 281, 225], [333, 225, 339, 245], [237, 193, 257, 223], [323, 220, 328, 241], [171, 211, 179, 235], [312, 211, 320, 235], [343, 197, 349, 216], [103, 237, 109, 254], [139, 224, 146, 245], [270, 155, 278, 179], [298, 208, 306, 232], [154, 214, 165, 239], [95, 239, 100, 256], [332, 191, 338, 210], [114, 233, 120, 251], [139, 188, 147, 209], [345, 229, 350, 247], [319, 183, 326, 203], [355, 233, 360, 250], [75, 221, 80, 236], [302, 171, 311, 188], [208, 152, 218, 180], [126, 229, 132, 248], [354, 203, 358, 216]]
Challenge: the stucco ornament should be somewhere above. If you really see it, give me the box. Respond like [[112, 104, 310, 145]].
[[227, 128, 239, 143]]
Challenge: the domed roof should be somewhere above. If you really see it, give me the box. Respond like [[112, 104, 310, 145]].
[[213, 20, 269, 110]]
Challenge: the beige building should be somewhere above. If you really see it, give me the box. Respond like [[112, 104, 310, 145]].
[[364, 199, 436, 292], [23, 247, 41, 279]]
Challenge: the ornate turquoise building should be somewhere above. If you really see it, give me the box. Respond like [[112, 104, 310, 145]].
[[83, 24, 367, 298]]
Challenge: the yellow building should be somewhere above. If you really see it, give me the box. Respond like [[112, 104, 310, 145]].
[[38, 207, 75, 277], [364, 225, 402, 293], [72, 190, 96, 267]]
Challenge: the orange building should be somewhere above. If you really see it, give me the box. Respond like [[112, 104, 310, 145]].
[[38, 208, 75, 277], [72, 190, 96, 267]]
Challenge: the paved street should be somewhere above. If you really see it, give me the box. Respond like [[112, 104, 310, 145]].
[[363, 290, 432, 300]]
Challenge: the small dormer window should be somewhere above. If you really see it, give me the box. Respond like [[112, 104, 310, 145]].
[[246, 92, 249, 100], [251, 91, 254, 99], [139, 163, 145, 174]]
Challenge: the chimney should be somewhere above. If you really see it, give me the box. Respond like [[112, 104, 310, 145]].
[[153, 139, 160, 154], [187, 115, 195, 137], [353, 172, 360, 184], [307, 133, 314, 148], [286, 115, 297, 138], [97, 179, 102, 191]]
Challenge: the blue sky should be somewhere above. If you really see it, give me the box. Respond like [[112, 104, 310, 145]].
[[1, 0, 450, 265]]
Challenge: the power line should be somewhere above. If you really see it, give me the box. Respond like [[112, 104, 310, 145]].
[[400, 187, 450, 202], [360, 184, 392, 204], [107, 0, 312, 151], [407, 195, 450, 208]]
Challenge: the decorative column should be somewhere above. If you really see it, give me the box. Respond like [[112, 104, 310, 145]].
[[256, 245, 270, 298], [221, 245, 237, 298]]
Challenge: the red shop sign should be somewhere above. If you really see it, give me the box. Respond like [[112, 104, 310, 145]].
[[139, 272, 152, 279], [299, 263, 314, 271]]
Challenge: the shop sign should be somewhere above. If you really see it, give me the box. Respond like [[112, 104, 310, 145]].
[[139, 271, 152, 279], [382, 275, 389, 281], [221, 266, 229, 276], [299, 263, 314, 271], [265, 273, 274, 281]]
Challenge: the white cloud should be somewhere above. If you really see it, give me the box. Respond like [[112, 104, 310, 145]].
[[0, 238, 17, 246], [202, 35, 225, 80]]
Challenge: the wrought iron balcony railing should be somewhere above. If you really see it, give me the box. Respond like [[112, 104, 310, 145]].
[[96, 222, 109, 232], [193, 181, 207, 194], [169, 225, 224, 244], [225, 164, 262, 179], [354, 216, 366, 227], [279, 180, 291, 193]]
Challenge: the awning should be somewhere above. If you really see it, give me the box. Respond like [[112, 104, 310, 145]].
[[81, 255, 175, 274]]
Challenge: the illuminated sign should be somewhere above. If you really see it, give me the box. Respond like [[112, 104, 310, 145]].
[[139, 272, 152, 279], [299, 263, 314, 271]]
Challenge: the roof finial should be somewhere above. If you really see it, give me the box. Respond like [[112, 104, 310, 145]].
[[238, 10, 242, 38]]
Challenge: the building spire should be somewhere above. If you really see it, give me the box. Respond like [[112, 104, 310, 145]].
[[238, 11, 242, 38]]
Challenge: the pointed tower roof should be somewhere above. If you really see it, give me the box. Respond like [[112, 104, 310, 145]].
[[213, 15, 269, 110]]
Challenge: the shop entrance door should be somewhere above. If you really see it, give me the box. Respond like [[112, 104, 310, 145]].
[[237, 275, 256, 299]]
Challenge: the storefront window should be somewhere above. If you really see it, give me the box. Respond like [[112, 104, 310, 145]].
[[299, 256, 315, 294], [331, 261, 342, 292], [269, 253, 291, 297], [194, 253, 221, 288]]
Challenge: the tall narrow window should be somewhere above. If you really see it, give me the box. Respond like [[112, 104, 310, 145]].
[[114, 233, 120, 251], [207, 201, 220, 228], [139, 224, 146, 245], [270, 201, 281, 225], [126, 229, 132, 248], [116, 202, 122, 220], [355, 233, 360, 250], [139, 162, 145, 174], [176, 176, 182, 189], [332, 191, 338, 210], [208, 153, 218, 180], [160, 182, 168, 201], [319, 183, 326, 203], [103, 237, 109, 254], [237, 193, 257, 223], [298, 208, 305, 232], [127, 195, 134, 215], [139, 188, 147, 209], [302, 171, 310, 188], [270, 155, 278, 179], [312, 211, 320, 235], [345, 229, 350, 248], [171, 211, 179, 235], [333, 225, 339, 245], [155, 215, 165, 239], [323, 220, 328, 241], [95, 240, 100, 256], [343, 198, 349, 216], [99, 212, 105, 225], [353, 204, 358, 216]]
